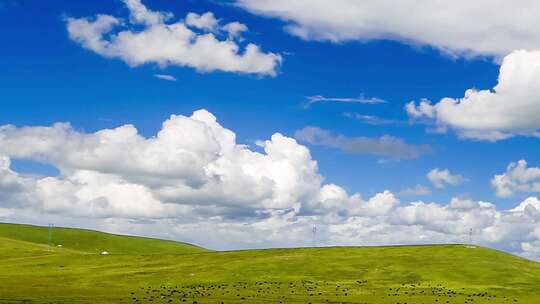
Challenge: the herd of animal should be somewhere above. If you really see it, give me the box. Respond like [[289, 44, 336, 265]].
[[124, 280, 520, 304]]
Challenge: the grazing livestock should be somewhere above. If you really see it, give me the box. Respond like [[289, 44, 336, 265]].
[[127, 280, 516, 304]]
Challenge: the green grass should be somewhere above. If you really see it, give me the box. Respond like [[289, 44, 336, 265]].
[[0, 223, 539, 303], [0, 223, 207, 255]]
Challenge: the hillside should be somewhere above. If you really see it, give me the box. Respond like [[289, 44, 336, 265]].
[[0, 223, 539, 303], [0, 222, 207, 255]]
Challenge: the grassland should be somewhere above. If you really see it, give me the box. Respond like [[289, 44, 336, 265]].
[[0, 223, 539, 303]]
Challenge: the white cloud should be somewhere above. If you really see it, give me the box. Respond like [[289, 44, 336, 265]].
[[399, 184, 431, 196], [510, 197, 540, 214], [448, 197, 485, 210], [235, 0, 540, 58], [2, 110, 540, 260], [357, 190, 399, 216], [306, 185, 397, 217], [185, 12, 248, 40], [406, 50, 540, 141], [305, 95, 387, 109], [0, 110, 366, 218], [153, 74, 176, 81], [0, 155, 36, 208], [123, 0, 172, 25], [390, 200, 498, 236], [295, 126, 430, 160], [66, 0, 281, 76], [427, 168, 465, 189], [223, 22, 249, 40], [185, 12, 220, 33], [492, 160, 540, 198], [343, 112, 401, 126]]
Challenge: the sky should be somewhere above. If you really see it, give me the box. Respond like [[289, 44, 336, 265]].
[[1, 0, 540, 260]]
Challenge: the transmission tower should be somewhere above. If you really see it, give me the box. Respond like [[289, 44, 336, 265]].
[[48, 224, 54, 251], [312, 225, 317, 247]]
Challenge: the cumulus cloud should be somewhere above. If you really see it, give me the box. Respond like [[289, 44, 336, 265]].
[[185, 12, 248, 40], [0, 110, 369, 218], [235, 0, 540, 58], [66, 0, 281, 76], [510, 197, 540, 213], [304, 185, 398, 217], [492, 160, 540, 198], [2, 110, 540, 260], [427, 168, 466, 189], [185, 12, 220, 33], [406, 50, 540, 141], [0, 156, 35, 208], [223, 22, 249, 40], [295, 126, 430, 160], [124, 0, 172, 25]]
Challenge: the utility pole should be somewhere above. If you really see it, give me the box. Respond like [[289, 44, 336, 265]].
[[48, 224, 54, 251], [312, 225, 317, 247], [468, 228, 473, 245]]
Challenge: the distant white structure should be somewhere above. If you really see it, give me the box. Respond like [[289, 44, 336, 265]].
[[100, 251, 109, 255]]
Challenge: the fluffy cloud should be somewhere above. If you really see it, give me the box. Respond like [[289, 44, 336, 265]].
[[66, 0, 281, 76], [185, 12, 248, 39], [223, 22, 248, 40], [235, 0, 540, 58], [2, 110, 540, 260], [295, 126, 430, 160], [185, 12, 220, 33], [123, 0, 172, 25], [427, 168, 466, 189], [492, 160, 540, 197], [0, 110, 369, 218], [406, 50, 540, 141], [510, 197, 540, 213], [0, 156, 35, 208]]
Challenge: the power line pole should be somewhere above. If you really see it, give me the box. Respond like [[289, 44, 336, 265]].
[[48, 224, 54, 251], [468, 228, 473, 245], [312, 225, 317, 247]]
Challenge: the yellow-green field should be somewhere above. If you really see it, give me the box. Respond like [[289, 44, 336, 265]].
[[1, 223, 539, 303]]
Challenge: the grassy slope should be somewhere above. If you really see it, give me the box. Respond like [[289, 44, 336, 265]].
[[0, 223, 207, 255], [0, 223, 539, 304]]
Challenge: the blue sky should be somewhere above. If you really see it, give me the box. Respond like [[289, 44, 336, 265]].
[[0, 0, 515, 202], [1, 0, 540, 257]]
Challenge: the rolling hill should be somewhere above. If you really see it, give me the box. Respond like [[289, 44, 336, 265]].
[[0, 222, 539, 303], [0, 222, 207, 255]]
